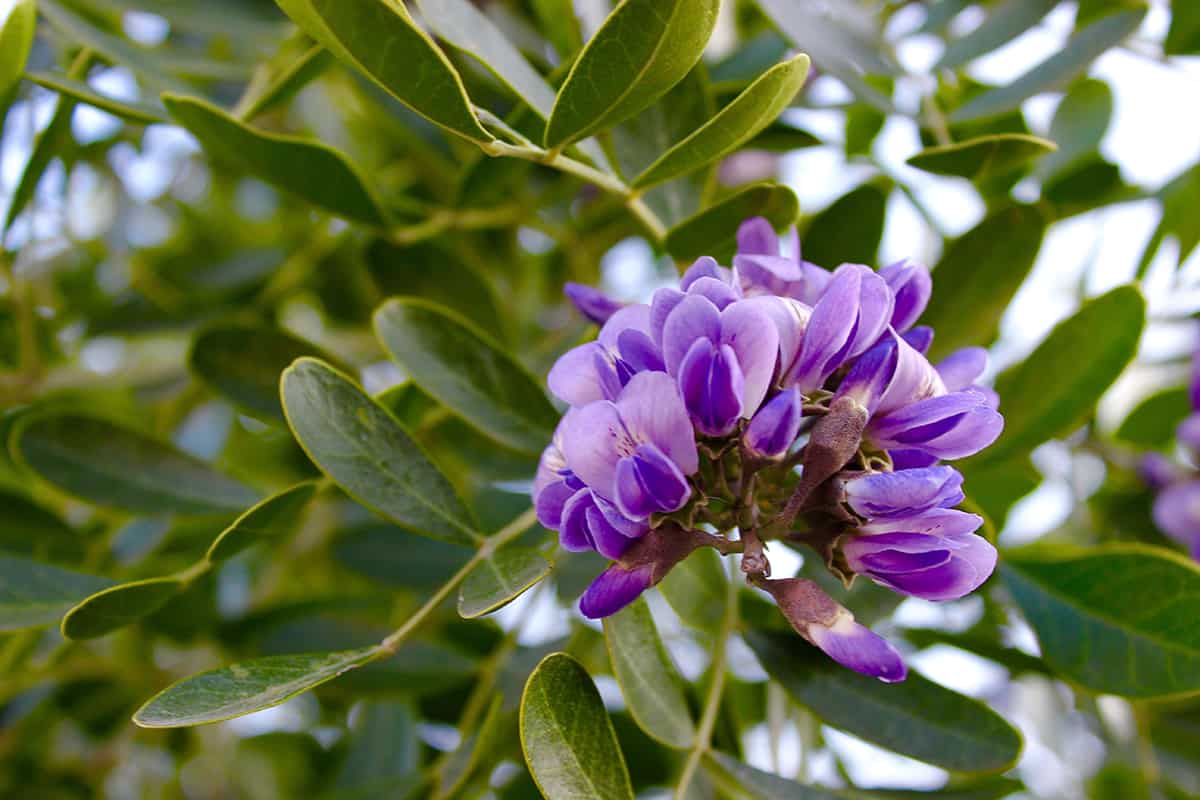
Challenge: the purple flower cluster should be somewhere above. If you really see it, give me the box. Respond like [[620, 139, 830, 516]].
[[537, 218, 1004, 681], [1143, 353, 1200, 560]]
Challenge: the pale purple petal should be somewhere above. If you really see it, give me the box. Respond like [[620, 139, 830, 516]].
[[535, 479, 576, 530], [937, 347, 988, 392], [593, 494, 648, 538], [737, 216, 779, 255], [860, 508, 984, 538], [616, 329, 665, 373], [560, 400, 627, 493], [597, 304, 652, 351], [868, 390, 1003, 460], [806, 615, 907, 682], [547, 343, 607, 406], [1153, 480, 1200, 550], [744, 387, 804, 459], [875, 334, 945, 415], [650, 288, 686, 350], [560, 489, 598, 552], [679, 339, 744, 437], [843, 467, 964, 518], [565, 282, 623, 325], [662, 294, 721, 375], [720, 299, 781, 415], [614, 371, 699, 474], [879, 259, 931, 332], [579, 565, 653, 619], [788, 264, 862, 389], [734, 253, 806, 298], [742, 295, 810, 381], [688, 276, 740, 310], [680, 255, 733, 291], [1178, 413, 1200, 454]]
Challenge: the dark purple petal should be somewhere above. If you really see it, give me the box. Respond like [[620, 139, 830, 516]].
[[579, 564, 653, 619], [868, 390, 1003, 460], [937, 347, 988, 392], [888, 448, 939, 470], [843, 466, 965, 518], [737, 216, 779, 255], [879, 259, 931, 332], [837, 336, 898, 412], [1192, 348, 1200, 411], [560, 489, 598, 552], [1140, 453, 1180, 491], [1153, 480, 1200, 550], [597, 304, 653, 351], [593, 494, 648, 538], [678, 340, 745, 437], [858, 548, 951, 572], [662, 293, 721, 375], [843, 517, 996, 601], [744, 387, 804, 459], [535, 479, 576, 531], [902, 325, 934, 354], [617, 328, 665, 373], [585, 504, 637, 559], [614, 371, 699, 475], [806, 614, 907, 682], [787, 264, 862, 389], [565, 282, 623, 325], [615, 442, 693, 519]]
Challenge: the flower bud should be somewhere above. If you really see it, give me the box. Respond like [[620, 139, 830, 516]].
[[578, 523, 703, 618], [878, 259, 931, 332], [744, 387, 804, 459], [842, 466, 965, 519], [564, 282, 623, 325], [1152, 480, 1200, 559]]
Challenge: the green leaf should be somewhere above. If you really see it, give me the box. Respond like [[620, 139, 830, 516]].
[[415, 0, 555, 119], [274, 0, 492, 143], [61, 577, 185, 640], [0, 0, 37, 114], [1138, 161, 1200, 277], [162, 94, 388, 226], [14, 414, 260, 515], [923, 205, 1047, 360], [1114, 387, 1192, 449], [206, 482, 318, 564], [906, 134, 1056, 180], [949, 7, 1147, 122], [458, 545, 551, 619], [1166, 0, 1200, 54], [543, 0, 719, 148], [234, 39, 331, 121], [632, 54, 810, 190], [519, 653, 635, 800], [0, 489, 84, 563], [603, 597, 695, 749], [800, 181, 888, 269], [190, 323, 336, 423], [373, 298, 557, 454], [980, 285, 1145, 464], [280, 358, 478, 545], [703, 751, 847, 800], [1038, 78, 1112, 181], [936, 0, 1057, 69], [665, 182, 799, 264], [133, 647, 380, 728], [0, 555, 114, 632], [24, 71, 167, 124], [746, 630, 1023, 772], [657, 547, 727, 634], [1003, 544, 1200, 699], [958, 456, 1041, 533]]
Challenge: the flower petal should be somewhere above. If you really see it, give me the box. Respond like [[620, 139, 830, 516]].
[[806, 614, 907, 682], [736, 216, 779, 255], [560, 400, 627, 494], [564, 282, 623, 324], [662, 293, 721, 375], [721, 299, 780, 414], [579, 565, 653, 619], [936, 347, 988, 392], [614, 443, 692, 519], [547, 343, 607, 406], [1153, 480, 1200, 549], [614, 371, 699, 475], [843, 466, 965, 518]]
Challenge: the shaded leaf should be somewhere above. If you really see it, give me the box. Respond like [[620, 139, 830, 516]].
[[0, 0, 37, 114], [0, 489, 85, 563], [604, 597, 695, 749], [25, 71, 167, 124], [133, 647, 379, 728], [544, 0, 719, 148], [657, 547, 726, 634], [632, 54, 810, 189], [1038, 78, 1112, 181], [519, 653, 635, 800], [1166, 0, 1200, 54], [704, 751, 847, 800], [373, 298, 557, 454], [747, 630, 1023, 772], [14, 414, 259, 515], [458, 545, 551, 619], [937, 0, 1057, 69], [665, 182, 799, 263], [234, 39, 331, 121], [206, 482, 317, 563], [0, 555, 114, 632], [61, 577, 185, 640], [906, 134, 1055, 180], [1114, 387, 1192, 449], [801, 182, 888, 268], [280, 358, 478, 544], [163, 94, 388, 226]]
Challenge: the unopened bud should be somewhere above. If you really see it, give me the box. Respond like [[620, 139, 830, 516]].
[[744, 387, 804, 459]]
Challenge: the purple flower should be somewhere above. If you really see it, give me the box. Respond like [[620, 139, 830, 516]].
[[548, 304, 664, 406], [1140, 453, 1181, 491], [1153, 480, 1200, 559], [878, 259, 931, 333], [843, 466, 965, 519], [560, 489, 645, 560], [866, 388, 1003, 460], [533, 432, 583, 530], [936, 347, 988, 391], [564, 282, 624, 325], [744, 387, 804, 459], [580, 563, 653, 618], [843, 509, 997, 601], [1178, 413, 1200, 455], [903, 325, 934, 354], [732, 217, 832, 305], [837, 331, 946, 418], [560, 371, 698, 521]]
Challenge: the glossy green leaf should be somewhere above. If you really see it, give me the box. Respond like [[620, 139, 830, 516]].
[[133, 647, 379, 728], [981, 285, 1145, 464], [190, 323, 335, 423], [950, 7, 1147, 123], [415, 0, 555, 119], [603, 597, 695, 749], [1003, 545, 1200, 698], [0, 489, 84, 563], [923, 205, 1047, 360], [519, 653, 635, 800], [801, 182, 888, 269], [206, 482, 318, 564], [0, 0, 37, 113], [24, 71, 167, 124], [937, 0, 1056, 69], [373, 298, 557, 454], [906, 134, 1056, 180], [704, 751, 847, 800], [0, 556, 114, 632], [747, 630, 1023, 772], [61, 577, 185, 640], [1114, 387, 1191, 449], [274, 0, 492, 143], [234, 39, 331, 121], [632, 54, 810, 189], [14, 414, 259, 515], [162, 94, 387, 226], [458, 545, 551, 619], [1138, 161, 1200, 277], [280, 358, 478, 545], [543, 0, 719, 148], [1039, 78, 1112, 181], [665, 182, 799, 263], [657, 547, 727, 634]]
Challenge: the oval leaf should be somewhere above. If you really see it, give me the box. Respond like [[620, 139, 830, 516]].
[[373, 298, 558, 454], [603, 597, 695, 749], [665, 182, 799, 263], [520, 653, 635, 800], [906, 134, 1056, 180], [134, 647, 379, 728], [206, 482, 318, 564], [544, 0, 719, 148], [632, 54, 810, 190], [980, 285, 1145, 464], [657, 546, 727, 634], [458, 545, 551, 619], [14, 414, 260, 515], [274, 0, 492, 143], [0, 555, 114, 632], [801, 181, 888, 269], [936, 0, 1057, 69], [0, 0, 37, 111], [746, 630, 1023, 772], [280, 357, 478, 544], [190, 323, 335, 423], [1039, 78, 1112, 181], [162, 94, 387, 226], [61, 577, 185, 640], [1003, 545, 1200, 699], [1114, 387, 1191, 449]]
